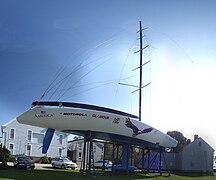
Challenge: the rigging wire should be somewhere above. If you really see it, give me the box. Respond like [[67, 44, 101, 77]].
[[113, 34, 138, 108], [55, 54, 112, 100], [61, 80, 118, 101], [142, 31, 152, 122], [40, 75, 138, 101], [40, 30, 138, 101], [42, 36, 118, 99], [40, 35, 119, 100], [47, 61, 83, 100], [53, 75, 137, 92], [39, 66, 67, 100], [49, 74, 138, 95], [151, 28, 196, 65], [57, 56, 112, 101]]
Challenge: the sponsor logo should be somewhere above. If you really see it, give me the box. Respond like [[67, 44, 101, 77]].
[[63, 112, 87, 116], [125, 117, 153, 137], [35, 111, 54, 118], [92, 114, 109, 119], [41, 111, 46, 114], [112, 118, 120, 124]]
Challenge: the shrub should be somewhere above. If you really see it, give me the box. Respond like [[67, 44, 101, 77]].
[[8, 155, 16, 162], [41, 156, 50, 164], [0, 146, 10, 168]]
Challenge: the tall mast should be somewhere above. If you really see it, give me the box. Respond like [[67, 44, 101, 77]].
[[139, 21, 143, 122], [119, 21, 149, 122], [138, 21, 150, 121]]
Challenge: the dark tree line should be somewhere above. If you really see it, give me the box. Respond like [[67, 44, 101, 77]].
[[0, 146, 10, 168], [167, 130, 190, 152]]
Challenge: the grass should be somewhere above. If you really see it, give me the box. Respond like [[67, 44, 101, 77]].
[[0, 167, 216, 180]]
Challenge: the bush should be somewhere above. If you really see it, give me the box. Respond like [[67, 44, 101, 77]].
[[0, 146, 10, 168], [48, 157, 52, 163], [8, 155, 16, 162], [41, 156, 50, 164]]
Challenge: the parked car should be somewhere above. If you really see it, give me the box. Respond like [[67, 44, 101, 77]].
[[94, 160, 112, 169], [14, 156, 35, 170], [51, 157, 77, 169], [113, 164, 137, 171]]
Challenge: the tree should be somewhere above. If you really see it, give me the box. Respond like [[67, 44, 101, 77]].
[[167, 131, 190, 153], [0, 146, 11, 168]]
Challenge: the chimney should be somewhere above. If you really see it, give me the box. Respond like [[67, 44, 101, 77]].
[[187, 139, 191, 144], [194, 134, 198, 141]]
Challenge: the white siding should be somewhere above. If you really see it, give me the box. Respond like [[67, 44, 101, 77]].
[[180, 138, 214, 173], [68, 139, 104, 162], [1, 119, 68, 158]]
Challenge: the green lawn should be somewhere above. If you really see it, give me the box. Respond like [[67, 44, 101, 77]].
[[0, 167, 215, 180]]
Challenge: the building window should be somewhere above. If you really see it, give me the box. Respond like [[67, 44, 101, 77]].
[[78, 142, 82, 148], [190, 161, 194, 167], [93, 146, 96, 153], [199, 141, 202, 147], [59, 135, 63, 145], [27, 130, 32, 141], [27, 145, 31, 156], [10, 129, 15, 139], [3, 132, 6, 146], [79, 152, 82, 160], [204, 151, 207, 157], [9, 144, 14, 155], [59, 148, 62, 157], [191, 150, 194, 157]]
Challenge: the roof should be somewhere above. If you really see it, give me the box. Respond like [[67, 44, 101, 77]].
[[1, 118, 16, 127], [184, 137, 214, 151]]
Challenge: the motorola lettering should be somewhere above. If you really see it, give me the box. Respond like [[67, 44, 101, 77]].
[[63, 113, 87, 116]]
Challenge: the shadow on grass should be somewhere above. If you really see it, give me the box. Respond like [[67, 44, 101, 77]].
[[172, 171, 215, 177], [0, 166, 172, 180]]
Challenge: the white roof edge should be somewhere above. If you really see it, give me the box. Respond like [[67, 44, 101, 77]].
[[2, 118, 17, 127]]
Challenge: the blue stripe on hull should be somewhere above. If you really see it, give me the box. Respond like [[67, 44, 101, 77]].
[[42, 128, 55, 154]]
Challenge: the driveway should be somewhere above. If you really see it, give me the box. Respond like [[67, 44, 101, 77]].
[[7, 162, 80, 170], [7, 162, 52, 169]]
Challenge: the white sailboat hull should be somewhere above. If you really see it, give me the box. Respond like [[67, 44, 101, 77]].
[[17, 103, 177, 148]]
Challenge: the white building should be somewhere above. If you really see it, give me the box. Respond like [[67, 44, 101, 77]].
[[179, 136, 214, 173], [163, 135, 214, 174], [68, 137, 104, 163], [1, 119, 68, 158]]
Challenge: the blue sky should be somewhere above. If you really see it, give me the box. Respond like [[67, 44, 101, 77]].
[[1, 0, 216, 149]]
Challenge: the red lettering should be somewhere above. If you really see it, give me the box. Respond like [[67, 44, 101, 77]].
[[92, 114, 109, 119]]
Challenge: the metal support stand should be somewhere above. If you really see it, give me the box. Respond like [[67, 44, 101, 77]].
[[80, 140, 87, 172], [159, 150, 162, 175], [141, 146, 145, 172], [138, 148, 171, 176], [80, 131, 95, 175], [162, 151, 171, 176], [102, 143, 106, 171], [147, 149, 150, 173], [130, 146, 133, 166], [116, 144, 119, 165], [112, 142, 115, 173]]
